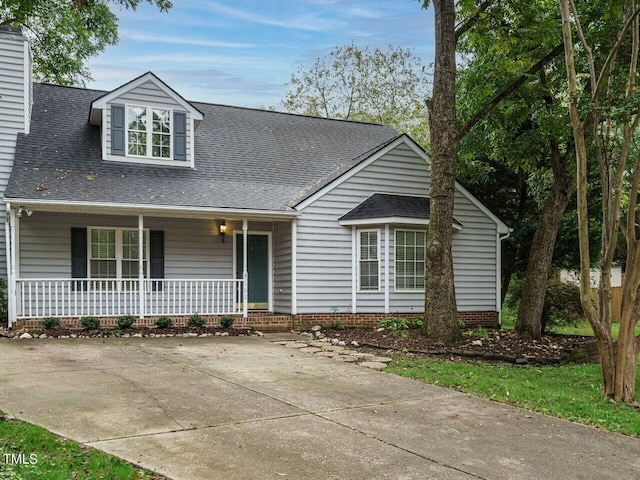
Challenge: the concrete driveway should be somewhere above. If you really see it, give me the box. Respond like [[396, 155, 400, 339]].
[[0, 335, 638, 480]]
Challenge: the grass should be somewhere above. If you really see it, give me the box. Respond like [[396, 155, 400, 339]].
[[499, 294, 640, 337], [0, 414, 164, 479], [387, 357, 640, 436]]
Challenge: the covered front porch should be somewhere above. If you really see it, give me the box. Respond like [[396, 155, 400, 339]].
[[5, 201, 297, 327]]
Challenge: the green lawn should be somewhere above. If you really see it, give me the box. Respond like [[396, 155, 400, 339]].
[[387, 357, 640, 436], [0, 414, 164, 479]]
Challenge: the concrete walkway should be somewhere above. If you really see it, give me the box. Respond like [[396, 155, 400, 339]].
[[0, 335, 638, 480]]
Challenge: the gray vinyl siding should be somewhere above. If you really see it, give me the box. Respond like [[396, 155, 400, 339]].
[[296, 143, 499, 314], [0, 30, 30, 277], [16, 213, 279, 280], [273, 221, 292, 313], [104, 80, 192, 165]]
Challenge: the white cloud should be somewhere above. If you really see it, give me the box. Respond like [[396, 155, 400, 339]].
[[204, 2, 341, 32], [120, 31, 256, 48]]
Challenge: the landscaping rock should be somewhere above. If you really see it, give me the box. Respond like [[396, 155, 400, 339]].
[[372, 356, 393, 363], [311, 325, 322, 332], [471, 339, 483, 346], [360, 361, 388, 370], [19, 332, 32, 339], [299, 347, 322, 353], [253, 331, 264, 337], [39, 333, 47, 339], [350, 341, 360, 347]]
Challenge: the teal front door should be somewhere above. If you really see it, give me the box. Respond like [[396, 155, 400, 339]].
[[236, 234, 269, 309]]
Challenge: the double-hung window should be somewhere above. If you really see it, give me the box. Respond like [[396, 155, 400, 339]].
[[358, 230, 380, 291], [89, 227, 149, 280], [126, 106, 171, 159], [395, 230, 426, 290]]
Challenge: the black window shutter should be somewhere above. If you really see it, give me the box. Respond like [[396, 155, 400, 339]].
[[150, 230, 165, 291], [71, 228, 87, 291], [111, 104, 125, 155], [173, 112, 187, 161]]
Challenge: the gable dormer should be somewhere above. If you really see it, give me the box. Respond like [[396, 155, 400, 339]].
[[89, 72, 203, 168]]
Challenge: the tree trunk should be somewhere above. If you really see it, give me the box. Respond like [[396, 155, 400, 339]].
[[515, 160, 574, 339], [423, 0, 461, 343]]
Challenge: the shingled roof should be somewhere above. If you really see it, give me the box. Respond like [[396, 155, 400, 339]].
[[339, 193, 462, 227], [6, 83, 399, 212]]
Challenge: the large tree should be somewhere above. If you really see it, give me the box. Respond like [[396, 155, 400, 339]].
[[282, 43, 431, 147], [456, 0, 577, 339], [560, 0, 640, 402], [421, 0, 461, 341], [1, 0, 172, 85]]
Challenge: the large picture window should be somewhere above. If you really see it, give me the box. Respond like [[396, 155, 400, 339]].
[[358, 230, 380, 291], [395, 230, 426, 290], [89, 227, 148, 279], [126, 105, 171, 159]]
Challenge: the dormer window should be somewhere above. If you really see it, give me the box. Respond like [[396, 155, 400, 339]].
[[91, 72, 202, 167], [127, 106, 171, 159]]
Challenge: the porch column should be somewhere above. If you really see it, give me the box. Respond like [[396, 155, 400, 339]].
[[242, 219, 248, 318], [138, 215, 144, 320]]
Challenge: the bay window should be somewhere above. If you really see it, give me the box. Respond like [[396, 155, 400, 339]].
[[395, 230, 426, 290]]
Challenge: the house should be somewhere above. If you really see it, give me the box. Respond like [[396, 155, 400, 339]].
[[0, 26, 510, 331]]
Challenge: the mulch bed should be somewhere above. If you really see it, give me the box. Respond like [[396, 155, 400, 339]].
[[316, 327, 594, 364]]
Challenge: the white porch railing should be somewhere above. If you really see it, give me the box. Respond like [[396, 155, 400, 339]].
[[15, 278, 245, 319]]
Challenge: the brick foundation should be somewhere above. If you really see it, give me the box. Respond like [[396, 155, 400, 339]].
[[293, 311, 499, 330], [13, 310, 499, 332]]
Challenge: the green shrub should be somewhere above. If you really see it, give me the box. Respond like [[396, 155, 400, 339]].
[[471, 325, 489, 339], [41, 317, 60, 329], [0, 277, 7, 323], [188, 313, 206, 327], [117, 315, 136, 329], [378, 316, 409, 332], [155, 316, 173, 329], [408, 316, 424, 329], [79, 316, 100, 330], [507, 276, 583, 334], [219, 316, 235, 328]]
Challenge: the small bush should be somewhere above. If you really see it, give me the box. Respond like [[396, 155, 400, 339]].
[[408, 316, 424, 329], [117, 315, 136, 329], [330, 319, 345, 330], [155, 316, 173, 329], [219, 316, 235, 328], [41, 317, 60, 329], [508, 276, 583, 334], [79, 316, 100, 330], [188, 313, 206, 327], [471, 325, 489, 339], [378, 316, 409, 332]]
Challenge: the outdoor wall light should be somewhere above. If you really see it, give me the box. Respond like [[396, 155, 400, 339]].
[[219, 221, 228, 242], [16, 206, 32, 218]]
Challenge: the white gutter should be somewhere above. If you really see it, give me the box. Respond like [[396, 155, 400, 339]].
[[496, 229, 513, 327], [2, 198, 300, 220]]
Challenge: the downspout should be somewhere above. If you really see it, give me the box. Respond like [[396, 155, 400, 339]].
[[242, 219, 248, 318], [291, 218, 297, 316], [4, 203, 12, 328], [384, 224, 390, 314], [496, 229, 513, 327], [138, 215, 144, 320]]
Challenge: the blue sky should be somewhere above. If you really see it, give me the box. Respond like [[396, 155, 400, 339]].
[[86, 1, 435, 109]]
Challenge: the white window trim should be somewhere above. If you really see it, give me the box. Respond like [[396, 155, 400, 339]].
[[357, 228, 381, 293], [394, 228, 427, 293], [88, 226, 150, 279], [125, 104, 174, 161]]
